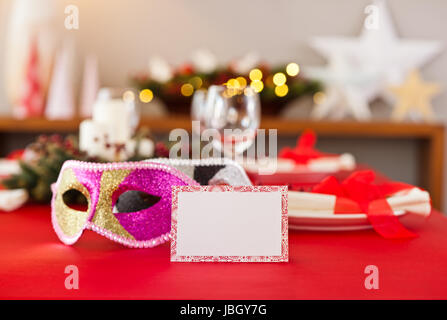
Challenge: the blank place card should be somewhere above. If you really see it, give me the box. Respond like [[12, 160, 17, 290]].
[[171, 185, 288, 262]]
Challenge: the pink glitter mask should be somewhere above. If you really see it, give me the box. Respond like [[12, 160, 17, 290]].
[[51, 160, 199, 248]]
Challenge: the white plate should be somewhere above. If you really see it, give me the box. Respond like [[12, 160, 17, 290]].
[[288, 210, 407, 231]]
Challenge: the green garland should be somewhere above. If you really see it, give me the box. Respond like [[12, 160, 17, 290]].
[[131, 63, 322, 113], [2, 132, 171, 203], [2, 135, 83, 203]]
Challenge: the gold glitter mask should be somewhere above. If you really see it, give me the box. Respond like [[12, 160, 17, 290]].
[[52, 168, 91, 243], [51, 161, 199, 248]]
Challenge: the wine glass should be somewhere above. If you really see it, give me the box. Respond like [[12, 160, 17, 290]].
[[204, 85, 261, 158], [191, 89, 208, 133]]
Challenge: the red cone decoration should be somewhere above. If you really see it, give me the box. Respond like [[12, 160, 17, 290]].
[[16, 37, 45, 118]]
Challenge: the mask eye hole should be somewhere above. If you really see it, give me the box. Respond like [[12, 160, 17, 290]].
[[62, 189, 89, 212], [114, 191, 161, 213]]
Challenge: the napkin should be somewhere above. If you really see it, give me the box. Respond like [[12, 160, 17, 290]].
[[0, 189, 28, 212], [288, 187, 431, 217]]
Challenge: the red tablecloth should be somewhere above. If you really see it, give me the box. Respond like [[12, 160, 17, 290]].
[[0, 205, 446, 300]]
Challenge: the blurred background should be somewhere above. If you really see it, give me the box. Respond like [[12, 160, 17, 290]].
[[0, 0, 445, 208]]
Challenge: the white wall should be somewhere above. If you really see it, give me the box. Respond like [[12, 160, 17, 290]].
[[1, 0, 445, 112]]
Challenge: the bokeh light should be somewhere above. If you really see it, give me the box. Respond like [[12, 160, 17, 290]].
[[273, 72, 287, 86], [286, 63, 300, 76], [189, 76, 203, 89], [275, 84, 289, 97], [249, 69, 263, 81], [123, 90, 135, 102], [226, 78, 240, 89], [236, 76, 247, 88], [313, 91, 326, 105], [139, 89, 153, 103], [250, 80, 264, 93], [181, 83, 194, 96]]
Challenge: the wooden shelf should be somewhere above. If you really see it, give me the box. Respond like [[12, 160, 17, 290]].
[[0, 117, 80, 133], [0, 116, 444, 137], [0, 116, 443, 209]]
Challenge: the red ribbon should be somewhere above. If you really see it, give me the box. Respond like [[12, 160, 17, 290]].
[[7, 149, 25, 160], [312, 170, 418, 239], [279, 130, 337, 164]]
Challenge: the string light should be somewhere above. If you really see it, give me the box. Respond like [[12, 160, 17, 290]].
[[181, 83, 194, 96], [286, 63, 300, 76], [139, 89, 153, 103], [313, 91, 326, 105], [123, 90, 135, 102], [275, 84, 289, 97], [250, 80, 264, 93], [273, 72, 286, 86], [249, 68, 263, 81]]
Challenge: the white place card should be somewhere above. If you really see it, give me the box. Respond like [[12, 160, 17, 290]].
[[171, 185, 288, 262]]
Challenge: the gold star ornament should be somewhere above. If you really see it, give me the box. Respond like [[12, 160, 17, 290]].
[[390, 70, 441, 121]]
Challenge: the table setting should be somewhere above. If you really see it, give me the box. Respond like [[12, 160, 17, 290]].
[[0, 70, 446, 299]]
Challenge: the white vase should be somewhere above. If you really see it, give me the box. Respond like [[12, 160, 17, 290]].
[[4, 0, 58, 112], [45, 39, 76, 120], [80, 55, 100, 118]]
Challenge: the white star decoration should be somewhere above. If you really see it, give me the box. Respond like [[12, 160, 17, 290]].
[[305, 54, 376, 120], [306, 0, 442, 120]]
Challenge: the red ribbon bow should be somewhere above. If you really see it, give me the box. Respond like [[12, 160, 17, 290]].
[[313, 170, 419, 239], [279, 130, 337, 164]]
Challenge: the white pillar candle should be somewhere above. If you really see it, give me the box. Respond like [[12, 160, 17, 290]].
[[79, 119, 107, 157], [80, 120, 139, 161], [92, 99, 132, 142]]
